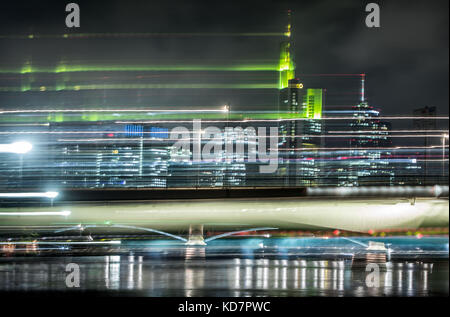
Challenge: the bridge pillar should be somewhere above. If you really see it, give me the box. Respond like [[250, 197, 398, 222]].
[[186, 224, 206, 245]]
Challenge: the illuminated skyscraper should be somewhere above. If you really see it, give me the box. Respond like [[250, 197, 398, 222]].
[[321, 75, 394, 186], [278, 77, 323, 185], [278, 10, 295, 90], [277, 10, 324, 186]]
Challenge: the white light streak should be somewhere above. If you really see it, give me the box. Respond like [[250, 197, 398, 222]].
[[0, 240, 120, 245], [0, 210, 70, 216], [0, 191, 59, 199]]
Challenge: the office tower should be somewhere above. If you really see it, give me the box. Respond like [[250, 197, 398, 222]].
[[347, 101, 393, 186], [278, 10, 295, 91], [278, 77, 323, 186]]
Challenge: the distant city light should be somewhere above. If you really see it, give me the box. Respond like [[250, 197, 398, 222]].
[[0, 141, 32, 154]]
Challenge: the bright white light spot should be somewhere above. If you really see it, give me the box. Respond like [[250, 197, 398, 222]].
[[11, 141, 33, 153], [45, 191, 59, 199], [0, 141, 33, 154]]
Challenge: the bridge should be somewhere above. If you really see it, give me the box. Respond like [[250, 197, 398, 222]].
[[0, 186, 447, 246]]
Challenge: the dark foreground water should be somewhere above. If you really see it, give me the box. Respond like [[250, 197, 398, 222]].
[[0, 237, 448, 296]]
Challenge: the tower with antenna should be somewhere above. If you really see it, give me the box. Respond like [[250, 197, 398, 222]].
[[279, 10, 295, 90], [360, 73, 365, 103]]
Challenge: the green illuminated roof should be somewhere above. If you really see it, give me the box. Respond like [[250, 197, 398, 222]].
[[303, 89, 323, 119]]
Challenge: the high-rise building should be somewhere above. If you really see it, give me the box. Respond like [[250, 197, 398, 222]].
[[278, 77, 323, 186], [278, 10, 295, 91], [276, 10, 324, 186], [347, 101, 393, 186], [321, 75, 394, 186]]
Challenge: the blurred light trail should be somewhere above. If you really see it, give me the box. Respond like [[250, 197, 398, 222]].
[[306, 185, 449, 198], [0, 65, 281, 74], [0, 32, 287, 40], [116, 116, 449, 123], [0, 108, 230, 114], [328, 130, 449, 134], [298, 73, 366, 77], [278, 145, 448, 151], [417, 159, 449, 162], [0, 123, 50, 126], [0, 84, 278, 92], [3, 109, 441, 116], [54, 135, 449, 142], [0, 131, 447, 141], [0, 210, 70, 216], [0, 240, 120, 245], [0, 192, 58, 199], [0, 113, 448, 124], [0, 141, 32, 154]]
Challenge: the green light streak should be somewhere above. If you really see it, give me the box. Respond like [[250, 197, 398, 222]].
[[0, 64, 280, 74], [0, 111, 309, 123], [0, 83, 278, 92], [0, 32, 288, 40]]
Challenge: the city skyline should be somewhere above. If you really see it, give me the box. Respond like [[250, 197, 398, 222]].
[[0, 0, 448, 301]]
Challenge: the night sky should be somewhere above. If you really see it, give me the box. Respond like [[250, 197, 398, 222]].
[[0, 0, 448, 115]]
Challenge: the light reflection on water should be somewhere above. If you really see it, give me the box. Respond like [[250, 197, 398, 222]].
[[0, 255, 447, 296], [0, 237, 448, 296]]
